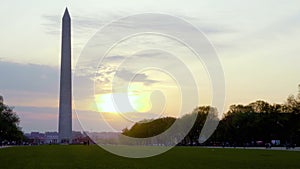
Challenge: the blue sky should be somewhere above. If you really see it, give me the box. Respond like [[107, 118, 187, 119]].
[[0, 0, 300, 132]]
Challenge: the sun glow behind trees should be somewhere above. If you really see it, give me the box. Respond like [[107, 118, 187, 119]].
[[93, 67, 189, 118]]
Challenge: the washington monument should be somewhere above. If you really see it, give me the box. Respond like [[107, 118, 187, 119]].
[[58, 8, 72, 144]]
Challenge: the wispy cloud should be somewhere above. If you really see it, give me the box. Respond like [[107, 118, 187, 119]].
[[41, 12, 233, 37], [42, 13, 122, 36], [0, 61, 59, 93], [115, 69, 159, 86]]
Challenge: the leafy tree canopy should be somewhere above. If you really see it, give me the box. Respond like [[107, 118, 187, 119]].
[[0, 101, 24, 143]]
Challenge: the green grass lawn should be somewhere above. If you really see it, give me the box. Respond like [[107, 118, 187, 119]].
[[0, 145, 299, 169]]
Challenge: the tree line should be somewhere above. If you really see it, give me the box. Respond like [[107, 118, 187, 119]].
[[123, 86, 300, 147]]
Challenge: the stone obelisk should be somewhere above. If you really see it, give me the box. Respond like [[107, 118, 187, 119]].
[[58, 8, 72, 144]]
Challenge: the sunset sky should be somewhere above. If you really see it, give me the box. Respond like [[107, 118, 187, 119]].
[[1, 0, 300, 132]]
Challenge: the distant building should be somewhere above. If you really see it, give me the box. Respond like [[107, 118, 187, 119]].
[[24, 131, 120, 145], [72, 131, 83, 138], [26, 132, 45, 144], [25, 132, 58, 144], [45, 132, 59, 144], [25, 131, 91, 145]]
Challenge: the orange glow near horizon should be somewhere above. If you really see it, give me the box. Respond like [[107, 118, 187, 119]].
[[95, 92, 152, 113]]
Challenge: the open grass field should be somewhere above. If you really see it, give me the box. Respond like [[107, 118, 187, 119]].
[[0, 145, 299, 169]]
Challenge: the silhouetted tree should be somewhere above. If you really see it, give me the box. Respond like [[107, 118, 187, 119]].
[[0, 102, 24, 145], [123, 117, 176, 138]]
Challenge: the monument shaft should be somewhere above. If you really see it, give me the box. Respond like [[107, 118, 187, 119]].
[[58, 8, 72, 143]]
